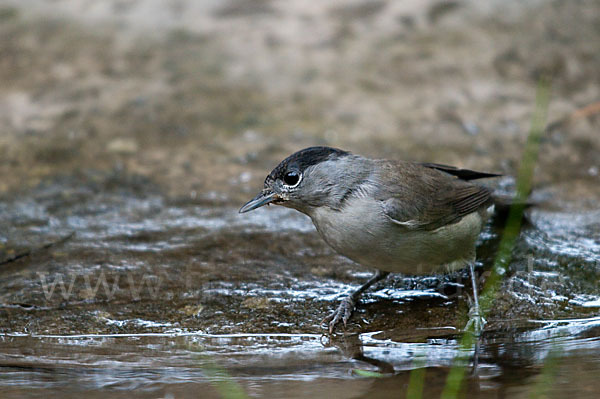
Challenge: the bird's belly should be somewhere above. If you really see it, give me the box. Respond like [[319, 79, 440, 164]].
[[310, 207, 484, 275]]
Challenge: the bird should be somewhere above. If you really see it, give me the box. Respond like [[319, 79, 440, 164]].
[[239, 146, 500, 334]]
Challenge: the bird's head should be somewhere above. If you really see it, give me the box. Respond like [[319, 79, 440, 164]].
[[239, 146, 355, 214]]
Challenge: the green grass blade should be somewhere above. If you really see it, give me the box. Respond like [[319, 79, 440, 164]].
[[406, 353, 427, 399], [441, 78, 552, 399]]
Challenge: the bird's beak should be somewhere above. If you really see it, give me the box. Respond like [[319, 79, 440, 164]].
[[239, 190, 279, 213]]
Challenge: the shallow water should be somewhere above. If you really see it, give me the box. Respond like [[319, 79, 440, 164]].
[[1, 174, 599, 398], [1, 320, 600, 398]]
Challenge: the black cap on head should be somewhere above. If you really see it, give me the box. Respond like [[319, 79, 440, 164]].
[[265, 146, 349, 186]]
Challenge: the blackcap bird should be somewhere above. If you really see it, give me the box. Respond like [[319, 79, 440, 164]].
[[240, 146, 500, 333]]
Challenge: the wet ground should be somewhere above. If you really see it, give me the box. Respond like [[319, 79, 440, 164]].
[[1, 0, 599, 398]]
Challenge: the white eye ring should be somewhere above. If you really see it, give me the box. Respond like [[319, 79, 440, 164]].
[[283, 171, 302, 187]]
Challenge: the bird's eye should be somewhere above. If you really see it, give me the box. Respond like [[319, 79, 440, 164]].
[[283, 171, 301, 186]]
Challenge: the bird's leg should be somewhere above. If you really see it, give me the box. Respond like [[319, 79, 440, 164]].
[[465, 262, 486, 335], [322, 270, 390, 334]]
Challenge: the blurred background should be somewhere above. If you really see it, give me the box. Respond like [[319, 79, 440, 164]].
[[0, 1, 599, 398], [1, 0, 598, 203]]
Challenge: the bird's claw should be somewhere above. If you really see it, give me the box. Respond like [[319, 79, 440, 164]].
[[465, 306, 487, 336], [322, 296, 355, 334]]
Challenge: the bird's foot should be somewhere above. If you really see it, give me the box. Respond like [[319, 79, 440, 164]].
[[465, 304, 487, 336], [322, 296, 356, 334]]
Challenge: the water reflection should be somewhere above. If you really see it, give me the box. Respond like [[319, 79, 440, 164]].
[[1, 316, 599, 397]]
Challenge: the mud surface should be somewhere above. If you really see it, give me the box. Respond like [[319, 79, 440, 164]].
[[1, 0, 599, 398]]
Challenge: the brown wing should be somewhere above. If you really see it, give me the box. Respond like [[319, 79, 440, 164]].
[[375, 161, 494, 230]]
